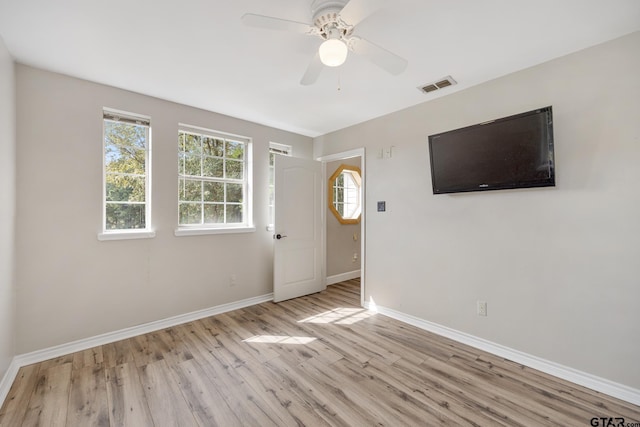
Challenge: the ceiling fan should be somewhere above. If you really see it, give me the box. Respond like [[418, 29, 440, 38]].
[[241, 0, 408, 85]]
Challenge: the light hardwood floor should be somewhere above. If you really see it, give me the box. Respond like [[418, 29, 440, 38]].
[[1, 279, 639, 426]]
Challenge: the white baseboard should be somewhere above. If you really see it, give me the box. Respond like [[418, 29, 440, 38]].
[[364, 302, 640, 407], [326, 270, 361, 286], [4, 293, 638, 408], [0, 292, 273, 408], [0, 358, 20, 409]]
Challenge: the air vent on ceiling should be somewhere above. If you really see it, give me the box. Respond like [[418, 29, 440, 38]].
[[418, 75, 457, 94]]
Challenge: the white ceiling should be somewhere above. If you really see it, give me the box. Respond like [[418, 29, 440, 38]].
[[1, 0, 639, 137]]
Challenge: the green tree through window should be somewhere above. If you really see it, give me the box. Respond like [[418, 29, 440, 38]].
[[178, 127, 250, 227], [103, 112, 150, 231]]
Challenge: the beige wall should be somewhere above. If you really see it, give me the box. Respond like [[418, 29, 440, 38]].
[[0, 36, 16, 378], [15, 65, 313, 353], [326, 157, 361, 278], [315, 32, 640, 389]]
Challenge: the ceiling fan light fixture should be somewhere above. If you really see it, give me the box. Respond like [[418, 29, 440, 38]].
[[319, 38, 348, 67]]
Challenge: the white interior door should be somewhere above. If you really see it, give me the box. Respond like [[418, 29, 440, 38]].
[[273, 155, 324, 302]]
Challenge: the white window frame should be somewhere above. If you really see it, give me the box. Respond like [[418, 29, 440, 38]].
[[98, 108, 155, 241], [267, 142, 293, 231], [175, 124, 254, 236]]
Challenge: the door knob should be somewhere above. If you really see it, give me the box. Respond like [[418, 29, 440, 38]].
[[275, 234, 287, 240]]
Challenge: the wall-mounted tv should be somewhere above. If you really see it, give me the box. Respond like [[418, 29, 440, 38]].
[[428, 106, 555, 194]]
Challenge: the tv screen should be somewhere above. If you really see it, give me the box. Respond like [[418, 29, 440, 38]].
[[428, 106, 555, 194]]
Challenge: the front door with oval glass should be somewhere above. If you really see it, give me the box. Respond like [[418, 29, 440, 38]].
[[328, 164, 362, 225]]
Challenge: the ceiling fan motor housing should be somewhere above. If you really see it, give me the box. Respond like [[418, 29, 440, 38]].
[[311, 0, 352, 39]]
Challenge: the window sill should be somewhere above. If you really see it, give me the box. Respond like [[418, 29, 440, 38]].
[[174, 226, 256, 237], [98, 230, 156, 241]]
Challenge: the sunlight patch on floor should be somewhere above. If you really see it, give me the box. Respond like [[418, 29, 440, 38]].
[[298, 307, 375, 325], [242, 335, 317, 345]]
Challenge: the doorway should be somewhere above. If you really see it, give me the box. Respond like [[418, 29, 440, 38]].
[[318, 149, 365, 307]]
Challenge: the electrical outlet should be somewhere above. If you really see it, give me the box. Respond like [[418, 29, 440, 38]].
[[477, 301, 487, 316], [352, 252, 358, 262]]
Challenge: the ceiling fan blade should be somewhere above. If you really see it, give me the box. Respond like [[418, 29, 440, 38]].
[[241, 13, 314, 34], [338, 0, 385, 26], [300, 53, 324, 85], [349, 37, 407, 75]]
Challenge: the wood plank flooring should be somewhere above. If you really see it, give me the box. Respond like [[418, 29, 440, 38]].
[[1, 279, 639, 426]]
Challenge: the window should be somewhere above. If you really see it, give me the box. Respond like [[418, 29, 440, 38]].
[[328, 164, 362, 224], [268, 142, 292, 230], [100, 109, 153, 239], [177, 125, 253, 234]]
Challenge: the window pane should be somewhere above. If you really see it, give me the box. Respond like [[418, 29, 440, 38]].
[[179, 179, 201, 202], [344, 202, 357, 218], [203, 137, 224, 157], [184, 154, 201, 176], [345, 187, 357, 203], [106, 174, 145, 202], [225, 159, 243, 179], [106, 203, 145, 230], [227, 183, 243, 203], [179, 203, 201, 225], [204, 204, 224, 223], [182, 133, 201, 155], [105, 121, 147, 149], [226, 204, 243, 223], [203, 157, 223, 178], [203, 181, 224, 202], [226, 140, 244, 159], [344, 172, 356, 189], [105, 144, 145, 175]]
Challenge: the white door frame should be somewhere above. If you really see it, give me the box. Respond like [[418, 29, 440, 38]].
[[317, 148, 366, 308]]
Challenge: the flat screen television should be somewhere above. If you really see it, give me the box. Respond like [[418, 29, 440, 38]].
[[428, 106, 555, 194]]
